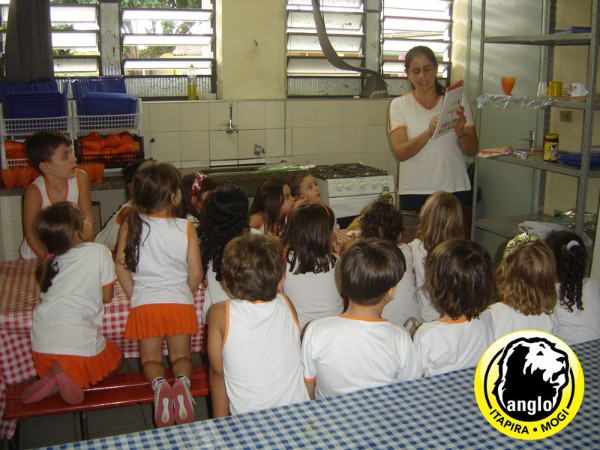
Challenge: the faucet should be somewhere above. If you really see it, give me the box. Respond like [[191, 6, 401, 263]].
[[225, 101, 238, 135]]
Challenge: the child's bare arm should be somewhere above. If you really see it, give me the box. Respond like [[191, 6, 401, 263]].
[[207, 302, 230, 418], [304, 380, 316, 400], [76, 169, 95, 241], [186, 222, 203, 292], [115, 222, 134, 298], [102, 282, 115, 304], [22, 185, 45, 259]]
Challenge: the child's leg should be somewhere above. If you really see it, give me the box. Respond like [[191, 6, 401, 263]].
[[140, 337, 174, 428], [20, 368, 59, 404], [166, 334, 195, 424]]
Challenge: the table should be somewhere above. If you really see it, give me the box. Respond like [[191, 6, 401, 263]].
[[0, 259, 205, 440], [45, 340, 599, 449]]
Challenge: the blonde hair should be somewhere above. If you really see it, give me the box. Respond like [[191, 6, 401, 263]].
[[496, 240, 557, 315], [417, 192, 464, 253]]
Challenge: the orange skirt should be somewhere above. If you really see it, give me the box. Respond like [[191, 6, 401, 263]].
[[124, 303, 199, 340], [32, 339, 123, 389]]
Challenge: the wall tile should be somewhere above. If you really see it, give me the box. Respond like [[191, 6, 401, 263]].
[[209, 131, 238, 160], [367, 99, 391, 126], [141, 101, 151, 135], [288, 101, 318, 128], [147, 132, 181, 162], [265, 101, 285, 128], [209, 101, 235, 131], [285, 128, 292, 157], [366, 125, 389, 152], [148, 103, 180, 133], [316, 101, 345, 128], [317, 127, 345, 154], [1, 217, 23, 253], [238, 130, 266, 160], [179, 102, 210, 131], [181, 131, 210, 160], [0, 196, 23, 218], [266, 129, 285, 157], [342, 101, 369, 127], [290, 127, 318, 156], [238, 101, 265, 130]]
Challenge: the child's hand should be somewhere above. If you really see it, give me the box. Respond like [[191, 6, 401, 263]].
[[292, 195, 308, 211]]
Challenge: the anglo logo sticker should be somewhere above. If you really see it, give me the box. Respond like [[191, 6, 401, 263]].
[[474, 331, 584, 440]]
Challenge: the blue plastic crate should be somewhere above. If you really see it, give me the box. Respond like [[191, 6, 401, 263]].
[[78, 92, 138, 116], [1, 90, 68, 119]]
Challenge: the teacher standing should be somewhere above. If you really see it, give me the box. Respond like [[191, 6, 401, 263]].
[[388, 46, 478, 214]]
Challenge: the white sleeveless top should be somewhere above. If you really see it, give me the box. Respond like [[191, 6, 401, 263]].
[[20, 174, 80, 259], [222, 294, 309, 415]]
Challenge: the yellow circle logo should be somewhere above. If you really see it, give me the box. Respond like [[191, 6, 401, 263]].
[[474, 331, 584, 440]]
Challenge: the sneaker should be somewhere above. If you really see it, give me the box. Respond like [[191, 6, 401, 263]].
[[52, 362, 84, 405], [154, 382, 175, 428], [20, 368, 59, 404], [172, 378, 195, 425]]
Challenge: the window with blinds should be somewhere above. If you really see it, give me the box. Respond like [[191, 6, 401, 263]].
[[381, 0, 452, 96]]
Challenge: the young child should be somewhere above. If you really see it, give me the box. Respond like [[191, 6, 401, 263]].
[[115, 161, 203, 428], [207, 234, 309, 417], [282, 203, 343, 330], [179, 172, 217, 224], [302, 238, 420, 399], [359, 200, 422, 329], [20, 131, 95, 260], [21, 202, 122, 405], [546, 230, 600, 344], [94, 158, 148, 255], [413, 239, 495, 376], [248, 178, 295, 237], [289, 172, 321, 205], [489, 240, 558, 340], [199, 185, 250, 320], [408, 191, 464, 322]]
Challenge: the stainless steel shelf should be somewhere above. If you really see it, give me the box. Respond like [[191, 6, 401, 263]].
[[485, 152, 600, 178], [474, 214, 559, 239], [484, 33, 592, 45]]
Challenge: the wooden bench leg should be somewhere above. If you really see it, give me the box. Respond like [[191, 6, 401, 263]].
[[80, 411, 90, 441], [8, 422, 20, 450]]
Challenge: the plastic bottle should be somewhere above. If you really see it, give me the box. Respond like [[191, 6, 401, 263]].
[[187, 64, 197, 100]]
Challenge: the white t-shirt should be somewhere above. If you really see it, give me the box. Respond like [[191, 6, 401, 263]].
[[302, 315, 420, 399], [202, 260, 230, 322], [223, 294, 309, 415], [20, 174, 81, 259], [32, 243, 116, 357], [130, 215, 194, 308], [408, 239, 441, 322], [488, 302, 558, 341], [94, 200, 133, 252], [413, 314, 493, 377], [382, 243, 423, 326], [282, 253, 343, 330], [555, 278, 600, 345], [388, 92, 473, 195]]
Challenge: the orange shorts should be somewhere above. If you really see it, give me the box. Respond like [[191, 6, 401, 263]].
[[124, 303, 199, 340], [32, 339, 123, 389]]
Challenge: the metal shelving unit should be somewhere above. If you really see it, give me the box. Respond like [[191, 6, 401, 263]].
[[473, 0, 599, 244]]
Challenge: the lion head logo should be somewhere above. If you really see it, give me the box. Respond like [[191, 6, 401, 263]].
[[493, 337, 569, 421]]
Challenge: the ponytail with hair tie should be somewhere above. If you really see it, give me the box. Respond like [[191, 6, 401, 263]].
[[566, 240, 581, 251]]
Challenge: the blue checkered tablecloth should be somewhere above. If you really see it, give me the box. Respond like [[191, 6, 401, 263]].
[[46, 340, 599, 449]]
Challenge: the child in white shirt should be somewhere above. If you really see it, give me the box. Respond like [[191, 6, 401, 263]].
[[21, 202, 122, 405], [282, 203, 343, 330], [302, 238, 420, 399], [413, 239, 495, 376], [408, 191, 464, 322], [489, 240, 558, 340], [207, 234, 309, 417], [546, 231, 600, 344]]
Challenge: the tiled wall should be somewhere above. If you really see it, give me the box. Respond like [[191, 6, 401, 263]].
[[0, 98, 396, 261]]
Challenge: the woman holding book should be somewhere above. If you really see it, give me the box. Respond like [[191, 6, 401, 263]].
[[388, 45, 478, 214]]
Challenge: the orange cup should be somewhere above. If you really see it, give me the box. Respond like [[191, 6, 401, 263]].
[[501, 77, 516, 95], [93, 163, 105, 183], [1, 169, 17, 189], [16, 168, 31, 188]]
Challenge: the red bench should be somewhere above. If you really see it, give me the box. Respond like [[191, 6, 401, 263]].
[[4, 364, 210, 442]]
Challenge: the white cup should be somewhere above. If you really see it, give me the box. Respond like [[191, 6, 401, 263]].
[[570, 83, 587, 97], [536, 81, 548, 98]]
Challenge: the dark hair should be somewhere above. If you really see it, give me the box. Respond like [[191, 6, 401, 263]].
[[496, 241, 557, 315], [283, 203, 336, 275], [248, 178, 288, 235], [360, 200, 404, 242], [123, 158, 151, 185], [221, 234, 286, 301], [34, 202, 84, 292], [545, 230, 587, 312], [289, 172, 311, 198], [425, 239, 495, 320], [123, 161, 182, 272], [200, 185, 249, 281], [405, 45, 445, 96], [179, 172, 218, 221], [340, 238, 405, 306], [25, 131, 72, 172]]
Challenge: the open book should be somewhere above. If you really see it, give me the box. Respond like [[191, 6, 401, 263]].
[[431, 80, 464, 140]]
